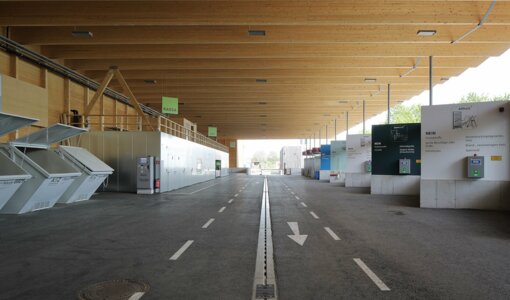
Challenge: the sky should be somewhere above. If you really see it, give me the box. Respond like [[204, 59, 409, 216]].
[[238, 48, 510, 167]]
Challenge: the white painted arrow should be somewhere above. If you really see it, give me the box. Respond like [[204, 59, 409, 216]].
[[287, 222, 308, 246]]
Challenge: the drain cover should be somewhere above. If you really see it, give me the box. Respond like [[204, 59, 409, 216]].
[[77, 279, 149, 300]]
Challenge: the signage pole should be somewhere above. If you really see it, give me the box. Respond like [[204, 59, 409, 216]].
[[334, 118, 337, 141], [326, 125, 328, 144], [346, 112, 349, 136], [387, 84, 391, 124], [363, 100, 366, 135], [429, 55, 433, 106]]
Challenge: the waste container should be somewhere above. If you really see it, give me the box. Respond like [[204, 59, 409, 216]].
[[0, 112, 38, 210], [0, 124, 86, 214], [56, 146, 113, 203]]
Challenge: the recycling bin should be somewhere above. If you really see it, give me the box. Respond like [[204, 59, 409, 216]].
[[56, 146, 113, 203], [0, 112, 38, 210], [0, 124, 86, 214]]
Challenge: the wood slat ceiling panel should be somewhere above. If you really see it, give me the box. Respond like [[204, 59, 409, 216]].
[[1, 0, 509, 138]]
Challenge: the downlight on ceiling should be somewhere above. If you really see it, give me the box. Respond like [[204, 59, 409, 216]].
[[143, 79, 157, 84], [248, 30, 266, 36], [440, 77, 450, 81], [71, 31, 93, 38], [364, 78, 377, 83], [417, 30, 437, 37], [259, 114, 267, 117], [337, 101, 348, 104], [256, 79, 267, 83]]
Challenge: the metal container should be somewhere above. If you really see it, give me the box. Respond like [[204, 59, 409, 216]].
[[0, 124, 85, 214], [55, 146, 114, 203], [0, 112, 38, 210]]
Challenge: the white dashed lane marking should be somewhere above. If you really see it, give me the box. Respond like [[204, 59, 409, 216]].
[[170, 240, 194, 260]]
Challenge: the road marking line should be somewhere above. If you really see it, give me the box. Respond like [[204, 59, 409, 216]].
[[300, 202, 308, 207], [128, 292, 145, 300], [310, 211, 319, 219], [228, 199, 234, 204], [234, 193, 239, 197], [169, 240, 194, 260], [202, 218, 215, 229], [218, 206, 226, 213], [295, 196, 300, 200], [353, 258, 391, 291], [324, 227, 341, 240]]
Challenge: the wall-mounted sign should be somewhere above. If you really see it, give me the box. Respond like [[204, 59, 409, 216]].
[[208, 126, 217, 137], [230, 141, 236, 148], [372, 123, 421, 176], [162, 96, 178, 115]]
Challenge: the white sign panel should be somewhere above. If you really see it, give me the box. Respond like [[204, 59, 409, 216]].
[[421, 101, 510, 180], [346, 134, 372, 173]]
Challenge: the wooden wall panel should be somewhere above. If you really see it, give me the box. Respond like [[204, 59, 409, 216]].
[[1, 74, 48, 127], [47, 72, 64, 124], [18, 59, 42, 87], [0, 51, 9, 75]]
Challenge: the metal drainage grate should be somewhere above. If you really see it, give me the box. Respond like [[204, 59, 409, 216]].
[[77, 279, 149, 300]]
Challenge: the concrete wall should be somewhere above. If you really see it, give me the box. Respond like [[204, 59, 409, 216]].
[[371, 175, 420, 195], [345, 173, 371, 188]]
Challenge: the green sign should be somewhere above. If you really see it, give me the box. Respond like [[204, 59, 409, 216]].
[[208, 126, 217, 137], [162, 96, 178, 115]]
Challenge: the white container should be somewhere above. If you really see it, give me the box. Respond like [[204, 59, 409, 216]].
[[56, 146, 113, 203], [0, 112, 38, 210], [0, 124, 86, 214]]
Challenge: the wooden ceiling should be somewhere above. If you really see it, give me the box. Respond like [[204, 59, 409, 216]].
[[1, 1, 510, 139]]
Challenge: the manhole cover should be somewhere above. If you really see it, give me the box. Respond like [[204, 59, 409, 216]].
[[77, 279, 149, 300]]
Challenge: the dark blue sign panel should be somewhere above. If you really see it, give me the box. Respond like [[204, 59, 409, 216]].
[[372, 123, 421, 175]]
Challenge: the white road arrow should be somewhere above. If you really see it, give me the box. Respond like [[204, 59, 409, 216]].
[[287, 222, 308, 246]]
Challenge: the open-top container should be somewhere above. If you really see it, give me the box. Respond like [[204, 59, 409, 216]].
[[0, 112, 38, 210], [56, 146, 113, 203], [0, 124, 86, 214]]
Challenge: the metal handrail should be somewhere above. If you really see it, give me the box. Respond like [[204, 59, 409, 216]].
[[1, 35, 228, 153]]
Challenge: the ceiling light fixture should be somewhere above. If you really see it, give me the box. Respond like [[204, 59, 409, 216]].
[[256, 79, 267, 83], [258, 101, 267, 105], [337, 100, 348, 104], [248, 30, 266, 36], [364, 78, 377, 83], [143, 79, 157, 84], [417, 30, 437, 37], [71, 31, 93, 38], [259, 114, 267, 117], [440, 77, 450, 81]]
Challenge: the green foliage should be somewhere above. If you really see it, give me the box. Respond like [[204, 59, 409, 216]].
[[459, 92, 510, 103], [390, 103, 421, 124], [251, 150, 279, 169]]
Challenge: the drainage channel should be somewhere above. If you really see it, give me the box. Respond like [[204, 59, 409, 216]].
[[251, 176, 278, 300]]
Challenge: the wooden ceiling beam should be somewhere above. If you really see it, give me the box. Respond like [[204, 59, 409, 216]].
[[41, 43, 510, 59], [64, 57, 486, 71], [2, 1, 510, 26], [104, 77, 447, 87], [83, 67, 465, 80], [11, 25, 510, 45]]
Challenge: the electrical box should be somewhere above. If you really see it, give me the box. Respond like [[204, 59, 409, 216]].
[[399, 158, 411, 175], [365, 160, 372, 173], [467, 156, 484, 179], [137, 156, 161, 194]]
